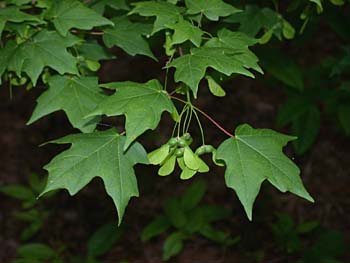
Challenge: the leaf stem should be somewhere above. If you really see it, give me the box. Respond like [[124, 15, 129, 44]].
[[170, 95, 233, 137]]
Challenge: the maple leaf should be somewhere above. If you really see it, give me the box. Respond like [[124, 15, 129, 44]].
[[0, 30, 80, 85], [45, 0, 113, 36], [226, 5, 295, 41], [168, 47, 261, 97], [28, 75, 106, 132], [87, 79, 178, 150], [41, 129, 148, 223], [185, 0, 241, 21], [129, 1, 182, 34], [90, 0, 129, 14], [167, 17, 204, 47], [0, 6, 41, 36], [103, 17, 155, 60], [216, 124, 314, 220], [77, 40, 115, 61]]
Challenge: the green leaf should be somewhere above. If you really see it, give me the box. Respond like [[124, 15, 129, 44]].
[[17, 243, 55, 260], [162, 232, 184, 261], [185, 0, 241, 21], [292, 106, 320, 155], [164, 197, 187, 229], [141, 216, 171, 241], [206, 75, 226, 97], [257, 48, 304, 91], [216, 124, 314, 220], [168, 28, 261, 96], [180, 179, 207, 211], [198, 205, 231, 223], [0, 30, 80, 85], [87, 222, 123, 257], [28, 174, 46, 194], [45, 0, 113, 36], [90, 0, 129, 14], [0, 185, 35, 201], [199, 224, 231, 244], [276, 97, 320, 154], [103, 17, 155, 60], [0, 6, 40, 37], [129, 1, 182, 34], [28, 75, 105, 133], [168, 47, 260, 97], [338, 104, 350, 135], [78, 40, 115, 61], [226, 5, 295, 41], [41, 129, 148, 223], [309, 0, 323, 11], [87, 79, 178, 149], [167, 17, 204, 47]]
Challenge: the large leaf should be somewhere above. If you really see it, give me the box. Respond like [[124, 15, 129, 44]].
[[216, 124, 314, 220], [185, 0, 240, 21], [0, 6, 40, 36], [87, 79, 178, 149], [129, 1, 182, 34], [28, 75, 106, 132], [0, 30, 79, 85], [103, 17, 155, 59], [41, 129, 148, 223], [45, 0, 113, 36], [168, 28, 261, 96]]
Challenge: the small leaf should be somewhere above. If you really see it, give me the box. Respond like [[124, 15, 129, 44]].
[[167, 17, 204, 47], [162, 232, 184, 261], [87, 222, 123, 257], [226, 5, 295, 41], [78, 40, 115, 61], [0, 185, 35, 201], [181, 180, 207, 211], [141, 216, 171, 241], [292, 106, 320, 155], [257, 48, 304, 91], [17, 243, 55, 260], [164, 198, 187, 229], [216, 124, 314, 220], [338, 104, 350, 135], [206, 75, 226, 97], [45, 0, 113, 36]]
